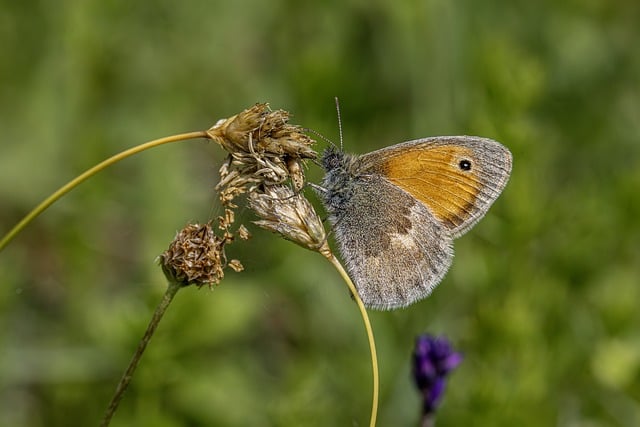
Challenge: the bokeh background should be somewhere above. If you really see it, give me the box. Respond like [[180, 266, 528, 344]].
[[1, 1, 639, 426]]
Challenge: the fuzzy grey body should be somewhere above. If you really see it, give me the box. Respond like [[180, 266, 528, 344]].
[[320, 137, 512, 310]]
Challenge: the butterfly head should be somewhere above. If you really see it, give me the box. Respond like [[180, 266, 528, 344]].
[[321, 145, 346, 172]]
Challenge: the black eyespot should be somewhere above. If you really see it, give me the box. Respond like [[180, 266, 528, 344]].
[[459, 159, 472, 171]]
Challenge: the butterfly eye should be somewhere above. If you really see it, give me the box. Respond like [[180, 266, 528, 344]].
[[458, 159, 472, 171], [322, 148, 345, 170], [327, 155, 341, 169]]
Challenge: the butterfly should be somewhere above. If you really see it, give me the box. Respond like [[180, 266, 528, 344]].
[[319, 136, 512, 310]]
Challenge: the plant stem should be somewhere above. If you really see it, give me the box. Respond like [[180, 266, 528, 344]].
[[100, 280, 182, 427], [0, 131, 207, 252], [420, 413, 436, 427], [323, 251, 379, 427]]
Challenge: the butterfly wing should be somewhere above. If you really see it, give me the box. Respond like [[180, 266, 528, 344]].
[[328, 173, 453, 310], [359, 136, 512, 237]]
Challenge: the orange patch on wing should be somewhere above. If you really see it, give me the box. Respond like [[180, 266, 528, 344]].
[[383, 146, 482, 227]]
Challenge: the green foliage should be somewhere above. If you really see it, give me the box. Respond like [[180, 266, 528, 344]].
[[1, 0, 639, 425]]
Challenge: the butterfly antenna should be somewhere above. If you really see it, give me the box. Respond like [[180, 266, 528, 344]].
[[334, 96, 344, 151], [305, 127, 337, 151]]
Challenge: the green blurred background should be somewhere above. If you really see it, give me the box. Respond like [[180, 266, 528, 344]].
[[1, 0, 639, 426]]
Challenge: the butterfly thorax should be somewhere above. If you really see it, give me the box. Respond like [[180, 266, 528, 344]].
[[320, 148, 365, 215]]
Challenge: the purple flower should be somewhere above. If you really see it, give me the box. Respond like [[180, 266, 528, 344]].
[[412, 335, 463, 414]]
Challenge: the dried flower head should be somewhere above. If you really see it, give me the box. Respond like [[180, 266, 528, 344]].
[[158, 221, 243, 288], [207, 103, 317, 207], [412, 335, 463, 415], [249, 185, 328, 252], [159, 104, 326, 289], [206, 103, 330, 255]]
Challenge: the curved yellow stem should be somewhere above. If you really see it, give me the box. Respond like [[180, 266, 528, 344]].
[[324, 252, 379, 427], [0, 131, 207, 252]]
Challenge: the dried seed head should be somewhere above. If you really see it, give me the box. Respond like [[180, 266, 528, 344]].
[[207, 103, 317, 208], [207, 103, 316, 159], [248, 185, 328, 252], [207, 103, 330, 255], [159, 223, 226, 287], [158, 219, 247, 288]]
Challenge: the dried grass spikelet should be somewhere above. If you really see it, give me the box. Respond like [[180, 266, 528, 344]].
[[249, 185, 329, 253]]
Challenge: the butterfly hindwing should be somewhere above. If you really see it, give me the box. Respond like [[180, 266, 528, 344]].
[[328, 173, 453, 309]]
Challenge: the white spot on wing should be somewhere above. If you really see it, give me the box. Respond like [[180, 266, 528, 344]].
[[391, 232, 418, 250]]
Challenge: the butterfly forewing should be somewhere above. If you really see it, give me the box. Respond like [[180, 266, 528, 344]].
[[361, 136, 512, 237]]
